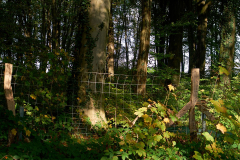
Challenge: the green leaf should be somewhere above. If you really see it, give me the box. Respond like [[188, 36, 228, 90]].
[[46, 93, 52, 100], [202, 132, 214, 142], [13, 155, 21, 159], [150, 107, 158, 113], [137, 141, 145, 149], [100, 157, 109, 160], [169, 115, 177, 122], [136, 148, 146, 157], [154, 135, 162, 142], [151, 155, 159, 160], [134, 107, 147, 117], [210, 99, 227, 113], [35, 117, 40, 122], [112, 156, 118, 160], [219, 66, 229, 75], [193, 151, 203, 160], [163, 131, 170, 138], [122, 152, 129, 160]]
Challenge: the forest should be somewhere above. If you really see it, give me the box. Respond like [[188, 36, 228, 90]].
[[0, 0, 240, 159]]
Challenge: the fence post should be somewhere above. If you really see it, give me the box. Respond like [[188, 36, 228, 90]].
[[4, 63, 15, 115], [189, 68, 200, 141], [19, 106, 24, 140]]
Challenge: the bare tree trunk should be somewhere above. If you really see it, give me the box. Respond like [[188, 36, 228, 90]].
[[196, 0, 211, 76], [168, 0, 184, 86], [51, 0, 57, 52], [132, 15, 140, 72], [46, 7, 52, 52], [77, 0, 111, 126], [187, 0, 196, 74], [135, 0, 152, 95], [219, 1, 236, 86], [123, 0, 129, 70], [107, 0, 114, 77]]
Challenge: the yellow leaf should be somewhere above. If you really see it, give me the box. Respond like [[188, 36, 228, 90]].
[[25, 130, 31, 137], [30, 94, 36, 100], [219, 66, 229, 75], [142, 114, 149, 119], [147, 99, 152, 102], [210, 99, 227, 113], [163, 118, 170, 124], [172, 141, 176, 147], [119, 141, 125, 145], [207, 142, 223, 154], [11, 129, 17, 136], [172, 93, 177, 100], [218, 99, 224, 105], [216, 123, 227, 134], [168, 84, 175, 91], [44, 115, 49, 118], [120, 149, 123, 152]]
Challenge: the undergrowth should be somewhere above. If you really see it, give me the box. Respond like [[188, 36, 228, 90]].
[[0, 70, 240, 160]]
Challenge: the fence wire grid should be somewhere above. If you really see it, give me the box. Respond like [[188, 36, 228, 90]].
[[0, 64, 194, 136]]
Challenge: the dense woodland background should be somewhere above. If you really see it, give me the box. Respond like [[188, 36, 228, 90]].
[[0, 0, 240, 159], [1, 0, 240, 123]]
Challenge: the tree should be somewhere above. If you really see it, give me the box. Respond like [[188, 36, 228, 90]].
[[107, 0, 115, 77], [195, 0, 211, 76], [168, 0, 184, 86], [187, 0, 197, 74], [219, 0, 236, 85], [76, 0, 111, 126], [152, 0, 167, 69], [135, 0, 152, 95]]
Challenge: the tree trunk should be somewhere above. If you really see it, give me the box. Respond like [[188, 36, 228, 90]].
[[168, 0, 184, 86], [135, 0, 152, 95], [196, 0, 211, 76], [123, 0, 129, 70], [132, 15, 140, 72], [107, 0, 114, 77], [219, 1, 236, 86], [187, 0, 196, 74], [77, 0, 110, 126]]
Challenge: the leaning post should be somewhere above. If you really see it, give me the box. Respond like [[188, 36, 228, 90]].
[[4, 63, 15, 116], [189, 68, 200, 141]]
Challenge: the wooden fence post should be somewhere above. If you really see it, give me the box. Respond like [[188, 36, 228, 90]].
[[4, 63, 15, 116], [189, 68, 200, 141]]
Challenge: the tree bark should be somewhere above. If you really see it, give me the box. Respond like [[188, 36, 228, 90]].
[[219, 1, 236, 86], [77, 0, 111, 126], [135, 0, 152, 95], [168, 0, 184, 86], [107, 0, 114, 77], [196, 0, 211, 76], [187, 0, 196, 74]]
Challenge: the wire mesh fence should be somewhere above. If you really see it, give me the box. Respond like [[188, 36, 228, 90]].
[[0, 64, 195, 136]]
